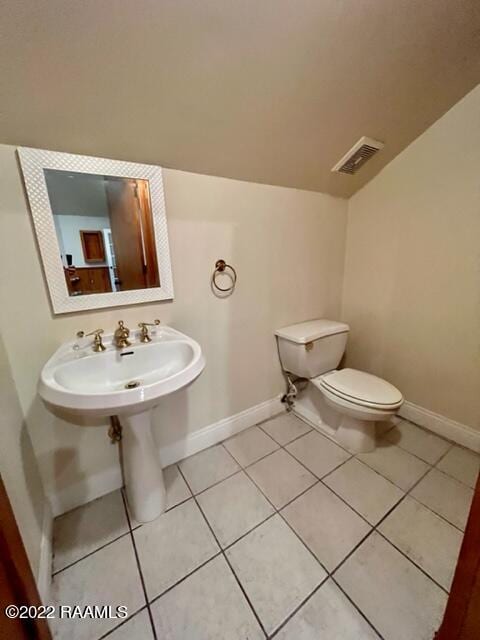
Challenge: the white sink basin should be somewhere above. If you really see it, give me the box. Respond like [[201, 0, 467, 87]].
[[40, 326, 204, 416], [39, 325, 205, 523]]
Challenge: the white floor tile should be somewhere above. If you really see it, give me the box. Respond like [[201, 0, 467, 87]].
[[386, 420, 451, 464], [107, 609, 154, 640], [286, 431, 351, 478], [197, 471, 274, 547], [53, 490, 129, 573], [437, 445, 480, 488], [134, 499, 219, 600], [411, 468, 474, 530], [226, 515, 326, 635], [379, 496, 463, 590], [224, 426, 279, 467], [323, 458, 404, 524], [261, 413, 311, 446], [246, 449, 317, 509], [151, 555, 264, 640], [335, 532, 447, 640], [282, 483, 370, 571], [276, 579, 379, 640], [50, 535, 144, 640], [178, 445, 240, 494], [357, 441, 429, 490]]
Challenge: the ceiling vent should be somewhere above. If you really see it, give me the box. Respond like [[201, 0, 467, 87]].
[[331, 136, 384, 175]]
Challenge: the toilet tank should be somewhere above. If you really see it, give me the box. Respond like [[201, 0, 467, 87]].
[[275, 319, 349, 378]]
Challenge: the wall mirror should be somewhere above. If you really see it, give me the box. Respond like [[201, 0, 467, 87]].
[[18, 147, 174, 313]]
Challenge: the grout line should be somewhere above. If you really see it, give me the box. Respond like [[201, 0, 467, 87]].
[[317, 476, 389, 527], [192, 466, 244, 498], [217, 413, 454, 602], [120, 491, 158, 640], [147, 550, 223, 606], [330, 577, 386, 640], [433, 445, 457, 468], [338, 454, 418, 491], [53, 411, 464, 639], [238, 469, 328, 571], [381, 434, 453, 467], [329, 461, 437, 577], [221, 442, 281, 471], [432, 459, 477, 490], [97, 605, 148, 640], [253, 410, 288, 429], [239, 435, 384, 639], [374, 530, 449, 594], [396, 415, 459, 449], [176, 465, 269, 638], [244, 477, 320, 516], [240, 446, 283, 471], [52, 529, 132, 577], [221, 511, 278, 552], [294, 409, 456, 472], [280, 441, 354, 482], [407, 492, 467, 534], [267, 577, 330, 639], [256, 421, 313, 448], [268, 413, 455, 599]]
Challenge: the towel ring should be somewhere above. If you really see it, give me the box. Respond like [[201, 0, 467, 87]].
[[212, 259, 237, 293]]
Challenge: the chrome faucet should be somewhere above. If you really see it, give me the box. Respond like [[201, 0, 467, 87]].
[[114, 321, 131, 348]]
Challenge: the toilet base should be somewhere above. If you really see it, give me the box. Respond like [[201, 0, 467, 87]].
[[292, 384, 380, 454], [336, 415, 376, 453]]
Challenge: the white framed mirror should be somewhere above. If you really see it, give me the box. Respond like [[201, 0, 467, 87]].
[[18, 147, 174, 314]]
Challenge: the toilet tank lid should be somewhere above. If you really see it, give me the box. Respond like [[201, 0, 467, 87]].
[[275, 319, 349, 344]]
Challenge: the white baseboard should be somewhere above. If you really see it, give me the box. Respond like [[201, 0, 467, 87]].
[[49, 465, 123, 518], [37, 499, 53, 604], [158, 395, 282, 467], [50, 395, 283, 516], [398, 400, 480, 453]]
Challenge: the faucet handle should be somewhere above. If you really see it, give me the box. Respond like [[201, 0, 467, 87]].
[[77, 328, 104, 338], [138, 319, 160, 328], [76, 329, 106, 352], [138, 319, 160, 343]]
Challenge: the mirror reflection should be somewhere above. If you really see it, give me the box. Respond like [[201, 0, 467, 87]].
[[44, 169, 160, 296]]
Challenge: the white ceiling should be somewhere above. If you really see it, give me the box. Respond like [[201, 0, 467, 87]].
[[1, 0, 480, 197]]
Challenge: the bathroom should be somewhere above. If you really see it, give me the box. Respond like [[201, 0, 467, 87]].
[[1, 2, 479, 639]]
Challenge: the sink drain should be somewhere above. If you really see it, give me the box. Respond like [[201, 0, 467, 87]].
[[125, 380, 141, 389]]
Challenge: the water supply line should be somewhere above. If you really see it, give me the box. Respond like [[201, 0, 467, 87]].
[[109, 416, 123, 443], [275, 335, 308, 412]]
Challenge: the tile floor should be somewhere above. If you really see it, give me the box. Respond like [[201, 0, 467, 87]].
[[49, 413, 478, 640]]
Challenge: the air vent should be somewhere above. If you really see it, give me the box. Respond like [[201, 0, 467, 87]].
[[331, 136, 384, 175]]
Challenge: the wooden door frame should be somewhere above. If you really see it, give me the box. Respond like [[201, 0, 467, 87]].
[[0, 475, 52, 639], [435, 473, 480, 639]]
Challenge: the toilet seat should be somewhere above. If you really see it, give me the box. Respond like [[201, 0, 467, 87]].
[[313, 368, 403, 411]]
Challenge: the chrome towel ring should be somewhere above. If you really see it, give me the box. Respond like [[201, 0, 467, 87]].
[[212, 259, 237, 294]]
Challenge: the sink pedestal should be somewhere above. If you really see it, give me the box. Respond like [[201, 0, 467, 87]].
[[121, 409, 166, 523]]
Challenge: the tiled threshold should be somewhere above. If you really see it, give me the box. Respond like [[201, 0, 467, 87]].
[[49, 412, 478, 640]]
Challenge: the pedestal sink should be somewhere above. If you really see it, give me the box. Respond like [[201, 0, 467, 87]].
[[39, 325, 205, 522]]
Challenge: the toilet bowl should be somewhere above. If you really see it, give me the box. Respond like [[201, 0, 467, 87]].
[[275, 319, 403, 453], [313, 368, 403, 452]]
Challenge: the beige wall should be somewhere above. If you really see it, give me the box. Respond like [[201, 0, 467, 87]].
[[0, 332, 47, 581], [0, 143, 347, 508], [342, 84, 480, 429]]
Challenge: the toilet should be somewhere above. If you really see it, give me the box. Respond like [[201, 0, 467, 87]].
[[275, 319, 403, 452]]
